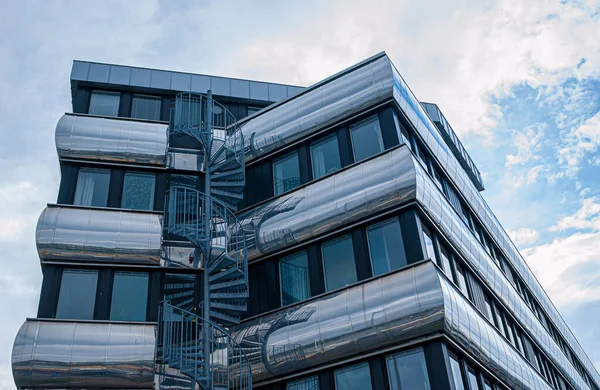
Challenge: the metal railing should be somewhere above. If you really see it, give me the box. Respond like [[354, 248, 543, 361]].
[[164, 186, 247, 273], [160, 302, 252, 389]]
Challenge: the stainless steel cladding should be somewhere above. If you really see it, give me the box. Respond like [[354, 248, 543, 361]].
[[237, 146, 417, 260], [391, 63, 599, 382], [55, 113, 167, 165], [241, 54, 394, 161], [230, 261, 445, 384], [439, 276, 553, 390], [12, 319, 156, 389], [231, 261, 554, 389], [414, 162, 592, 390], [36, 205, 162, 265]]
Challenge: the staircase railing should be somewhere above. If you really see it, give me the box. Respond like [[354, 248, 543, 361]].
[[160, 301, 252, 389]]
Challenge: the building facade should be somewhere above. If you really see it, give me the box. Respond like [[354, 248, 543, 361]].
[[11, 53, 600, 390]]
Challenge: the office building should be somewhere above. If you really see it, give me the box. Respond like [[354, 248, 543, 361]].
[[11, 52, 600, 390]]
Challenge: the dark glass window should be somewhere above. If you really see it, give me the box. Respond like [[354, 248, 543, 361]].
[[386, 347, 431, 390], [170, 174, 199, 190], [273, 152, 300, 196], [74, 168, 111, 207], [287, 375, 319, 390], [322, 235, 357, 291], [110, 271, 149, 321], [131, 94, 161, 120], [367, 219, 407, 277], [334, 362, 372, 390], [280, 251, 310, 306], [56, 269, 98, 320], [422, 226, 437, 263], [455, 263, 469, 296], [433, 168, 445, 194], [439, 245, 453, 278], [89, 90, 120, 116], [483, 294, 493, 321], [449, 355, 465, 390], [483, 379, 493, 390], [350, 115, 384, 162], [494, 305, 506, 337], [121, 171, 156, 210], [310, 134, 341, 180], [467, 368, 480, 390]]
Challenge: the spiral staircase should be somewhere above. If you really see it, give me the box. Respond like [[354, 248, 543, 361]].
[[158, 92, 251, 390]]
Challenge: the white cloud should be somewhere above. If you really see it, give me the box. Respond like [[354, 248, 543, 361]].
[[505, 124, 546, 168], [557, 111, 600, 177], [523, 232, 600, 308], [507, 227, 540, 246], [550, 196, 600, 232]]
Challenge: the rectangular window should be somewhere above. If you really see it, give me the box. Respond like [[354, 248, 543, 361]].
[[386, 347, 431, 390], [310, 134, 341, 180], [350, 115, 384, 162], [433, 168, 445, 194], [131, 94, 161, 121], [322, 235, 357, 291], [439, 245, 453, 278], [169, 174, 199, 190], [280, 251, 311, 306], [449, 355, 466, 390], [121, 171, 156, 210], [467, 368, 480, 390], [287, 375, 319, 390], [494, 305, 506, 337], [483, 294, 493, 322], [56, 269, 98, 320], [74, 168, 111, 207], [89, 90, 120, 116], [247, 106, 261, 116], [273, 152, 301, 196], [367, 218, 407, 277], [110, 271, 149, 321], [455, 263, 469, 297], [334, 362, 372, 390], [483, 379, 493, 390], [422, 226, 437, 264]]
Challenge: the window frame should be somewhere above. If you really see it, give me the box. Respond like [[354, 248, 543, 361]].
[[88, 90, 121, 117], [279, 250, 311, 306], [109, 271, 150, 322], [73, 167, 111, 207], [309, 133, 342, 180], [121, 170, 157, 211], [365, 217, 407, 277], [131, 93, 162, 121], [321, 234, 357, 292], [349, 114, 384, 163], [272, 150, 301, 196], [55, 269, 99, 320]]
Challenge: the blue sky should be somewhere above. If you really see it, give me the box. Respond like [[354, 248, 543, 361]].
[[1, 0, 599, 387]]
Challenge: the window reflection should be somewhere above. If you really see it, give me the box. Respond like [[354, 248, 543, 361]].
[[386, 347, 431, 390], [334, 362, 372, 390], [350, 115, 384, 162], [467, 368, 480, 390], [280, 251, 310, 306], [131, 94, 161, 121], [121, 171, 156, 210], [273, 152, 301, 196], [322, 235, 357, 291], [89, 90, 120, 116], [110, 271, 149, 321], [422, 226, 437, 264], [287, 375, 319, 390], [56, 269, 98, 320], [310, 134, 341, 180], [367, 218, 406, 277], [449, 355, 465, 390], [74, 168, 110, 207]]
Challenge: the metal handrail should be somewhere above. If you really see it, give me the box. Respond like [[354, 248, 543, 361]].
[[160, 301, 252, 389], [164, 186, 247, 272]]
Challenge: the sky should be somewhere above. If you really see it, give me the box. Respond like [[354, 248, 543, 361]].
[[0, 0, 599, 388]]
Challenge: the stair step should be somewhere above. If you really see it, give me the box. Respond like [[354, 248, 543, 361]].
[[212, 290, 249, 300], [211, 188, 244, 200], [211, 180, 245, 187], [207, 253, 236, 273], [209, 265, 242, 282], [211, 301, 247, 311], [210, 277, 247, 291], [210, 155, 239, 172], [210, 309, 241, 324], [211, 167, 244, 179]]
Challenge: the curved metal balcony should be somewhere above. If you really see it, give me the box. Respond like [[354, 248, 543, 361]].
[[36, 205, 162, 265], [231, 261, 555, 390], [12, 319, 155, 389], [55, 113, 167, 165]]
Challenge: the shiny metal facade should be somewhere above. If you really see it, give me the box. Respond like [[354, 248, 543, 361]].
[[12, 319, 156, 389], [36, 205, 162, 265], [240, 54, 394, 161], [71, 60, 305, 102], [237, 145, 417, 261], [55, 113, 167, 165], [414, 161, 592, 390], [230, 261, 555, 390]]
